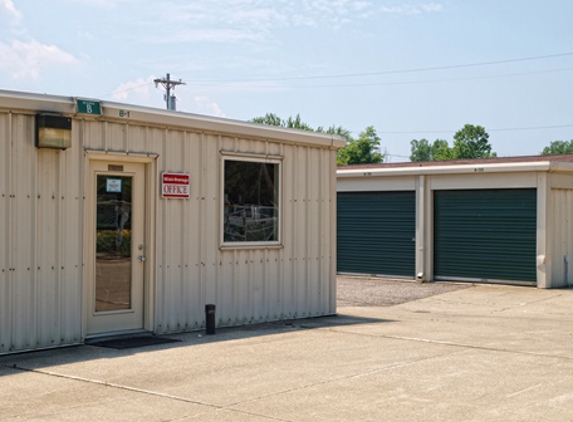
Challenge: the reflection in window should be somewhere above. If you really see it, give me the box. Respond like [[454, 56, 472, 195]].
[[95, 175, 132, 312], [224, 159, 279, 243]]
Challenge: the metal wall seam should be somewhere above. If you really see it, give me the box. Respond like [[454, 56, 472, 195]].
[[277, 147, 285, 318], [537, 173, 550, 288], [564, 189, 573, 287], [188, 131, 201, 329], [282, 143, 295, 319], [36, 149, 49, 347], [13, 114, 37, 350], [415, 175, 426, 281], [318, 148, 327, 313], [0, 112, 11, 352], [308, 147, 320, 315], [330, 148, 337, 312], [39, 150, 57, 344], [67, 123, 84, 344], [205, 134, 218, 320], [196, 131, 206, 328], [549, 185, 573, 288], [300, 145, 309, 316], [551, 189, 565, 286], [182, 130, 191, 330]]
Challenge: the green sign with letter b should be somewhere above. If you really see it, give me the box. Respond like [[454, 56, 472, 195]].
[[77, 99, 101, 115]]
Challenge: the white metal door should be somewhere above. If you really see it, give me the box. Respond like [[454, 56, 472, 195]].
[[86, 161, 146, 335]]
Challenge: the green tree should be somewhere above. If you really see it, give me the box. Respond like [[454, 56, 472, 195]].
[[409, 124, 496, 162], [452, 124, 495, 159], [409, 139, 432, 162], [541, 140, 573, 155], [432, 139, 454, 161], [251, 112, 313, 130], [410, 138, 452, 162], [250, 113, 383, 166], [338, 126, 383, 165], [321, 125, 352, 141]]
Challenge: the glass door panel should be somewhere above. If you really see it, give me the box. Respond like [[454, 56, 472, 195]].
[[95, 175, 133, 312], [86, 160, 145, 336]]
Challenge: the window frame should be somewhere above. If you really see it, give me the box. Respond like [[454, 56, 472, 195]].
[[220, 152, 283, 249]]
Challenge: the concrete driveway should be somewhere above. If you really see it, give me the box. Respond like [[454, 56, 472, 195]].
[[2, 281, 573, 421]]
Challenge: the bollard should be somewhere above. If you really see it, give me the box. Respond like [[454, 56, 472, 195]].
[[205, 304, 216, 335]]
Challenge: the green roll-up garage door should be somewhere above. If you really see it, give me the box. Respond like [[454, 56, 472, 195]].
[[337, 191, 415, 277], [434, 188, 537, 283]]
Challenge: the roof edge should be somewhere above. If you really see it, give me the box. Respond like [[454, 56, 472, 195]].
[[0, 89, 346, 149], [337, 161, 560, 177]]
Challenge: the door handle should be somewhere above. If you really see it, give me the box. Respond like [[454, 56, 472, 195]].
[[137, 255, 146, 262]]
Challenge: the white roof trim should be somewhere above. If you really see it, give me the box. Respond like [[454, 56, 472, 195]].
[[0, 89, 346, 149], [337, 161, 573, 178]]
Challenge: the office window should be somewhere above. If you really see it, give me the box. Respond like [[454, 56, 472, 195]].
[[223, 159, 280, 243]]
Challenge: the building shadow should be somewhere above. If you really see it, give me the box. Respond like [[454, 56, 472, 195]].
[[0, 313, 392, 375]]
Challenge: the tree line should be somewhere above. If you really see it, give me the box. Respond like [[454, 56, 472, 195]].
[[251, 113, 383, 166], [409, 124, 495, 161], [410, 125, 573, 161], [251, 113, 572, 164]]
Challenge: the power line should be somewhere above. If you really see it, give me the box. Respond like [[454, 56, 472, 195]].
[[489, 124, 573, 132], [188, 52, 573, 84], [193, 66, 573, 89], [377, 124, 573, 135], [97, 52, 573, 99]]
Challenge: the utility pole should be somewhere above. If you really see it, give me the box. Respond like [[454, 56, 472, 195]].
[[154, 73, 185, 110]]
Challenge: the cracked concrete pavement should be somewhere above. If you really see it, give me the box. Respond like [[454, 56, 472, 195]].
[[2, 278, 573, 421]]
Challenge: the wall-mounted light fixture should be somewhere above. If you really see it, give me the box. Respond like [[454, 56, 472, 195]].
[[35, 113, 72, 150]]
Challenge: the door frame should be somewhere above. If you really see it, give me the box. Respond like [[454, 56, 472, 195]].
[[83, 151, 157, 339]]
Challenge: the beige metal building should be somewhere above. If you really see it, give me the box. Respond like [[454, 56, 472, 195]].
[[337, 156, 573, 288], [0, 90, 345, 355]]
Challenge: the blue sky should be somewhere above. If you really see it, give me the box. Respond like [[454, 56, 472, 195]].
[[1, 0, 572, 161]]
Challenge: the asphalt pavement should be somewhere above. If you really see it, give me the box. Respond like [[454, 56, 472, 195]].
[[2, 278, 573, 421]]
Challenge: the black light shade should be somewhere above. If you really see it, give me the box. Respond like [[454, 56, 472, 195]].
[[35, 113, 72, 149]]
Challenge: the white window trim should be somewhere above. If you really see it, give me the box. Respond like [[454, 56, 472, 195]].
[[220, 154, 283, 249]]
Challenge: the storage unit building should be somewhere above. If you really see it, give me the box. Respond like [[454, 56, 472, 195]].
[[0, 90, 345, 354], [337, 156, 573, 288]]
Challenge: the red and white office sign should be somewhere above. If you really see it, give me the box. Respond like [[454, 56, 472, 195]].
[[161, 172, 190, 199]]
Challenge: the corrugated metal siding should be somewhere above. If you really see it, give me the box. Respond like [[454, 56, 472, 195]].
[[0, 112, 10, 352], [337, 191, 416, 277], [434, 189, 537, 283], [81, 120, 337, 333], [1, 107, 338, 353], [150, 131, 338, 334], [551, 189, 573, 287], [0, 112, 84, 354]]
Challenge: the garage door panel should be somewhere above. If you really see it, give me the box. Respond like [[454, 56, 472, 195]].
[[338, 191, 415, 277], [434, 189, 536, 283]]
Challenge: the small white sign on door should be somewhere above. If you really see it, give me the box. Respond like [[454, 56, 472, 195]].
[[106, 178, 122, 193]]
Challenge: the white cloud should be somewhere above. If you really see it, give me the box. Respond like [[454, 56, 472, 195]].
[[193, 96, 226, 117], [138, 1, 443, 45], [421, 3, 443, 12], [0, 39, 78, 79], [380, 3, 443, 15], [110, 78, 226, 116], [65, 0, 126, 7], [0, 1, 78, 80], [0, 0, 21, 22], [140, 0, 380, 44], [277, 0, 378, 28], [166, 28, 263, 44], [111, 76, 156, 102]]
